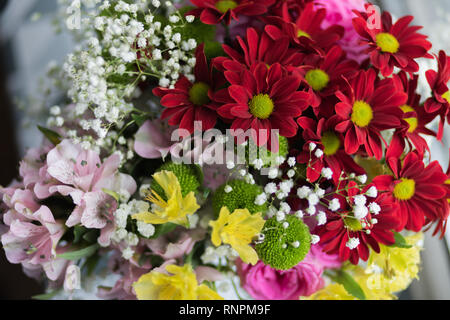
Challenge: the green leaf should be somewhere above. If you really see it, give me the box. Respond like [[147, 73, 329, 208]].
[[192, 164, 204, 185], [82, 230, 99, 243], [73, 225, 88, 244], [148, 255, 164, 268], [201, 187, 211, 200], [83, 253, 100, 276], [329, 270, 366, 300], [37, 126, 61, 145], [149, 223, 177, 239], [204, 41, 225, 59], [32, 290, 60, 300], [102, 188, 120, 202], [57, 244, 99, 261], [132, 114, 149, 127], [389, 232, 412, 249], [106, 72, 134, 86]]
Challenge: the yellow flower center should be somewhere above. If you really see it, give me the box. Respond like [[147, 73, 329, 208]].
[[321, 131, 341, 156], [215, 0, 238, 13], [393, 178, 416, 200], [344, 217, 363, 231], [189, 82, 211, 106], [297, 29, 311, 39], [400, 105, 418, 133], [305, 69, 330, 92], [442, 90, 450, 104], [249, 94, 275, 119], [375, 33, 400, 53], [351, 101, 373, 128], [446, 179, 450, 204]]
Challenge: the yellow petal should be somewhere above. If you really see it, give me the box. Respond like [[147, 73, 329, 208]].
[[231, 241, 259, 265], [243, 211, 265, 231], [209, 207, 230, 247], [182, 192, 201, 215], [197, 284, 224, 300], [133, 273, 159, 300], [153, 171, 180, 196], [132, 212, 168, 225], [135, 171, 200, 226]]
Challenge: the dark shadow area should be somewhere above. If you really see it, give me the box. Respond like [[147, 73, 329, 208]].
[[0, 0, 43, 299]]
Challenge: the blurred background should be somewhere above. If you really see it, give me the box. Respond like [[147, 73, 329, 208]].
[[0, 0, 449, 299]]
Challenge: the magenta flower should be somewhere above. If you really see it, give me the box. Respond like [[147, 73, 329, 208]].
[[307, 244, 342, 269], [315, 0, 368, 63], [236, 254, 325, 300], [236, 244, 341, 300]]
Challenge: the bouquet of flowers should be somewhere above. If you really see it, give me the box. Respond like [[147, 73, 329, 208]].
[[1, 0, 449, 300]]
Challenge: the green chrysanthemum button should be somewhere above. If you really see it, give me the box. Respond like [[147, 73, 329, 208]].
[[212, 180, 267, 217], [151, 162, 202, 198], [256, 215, 311, 270]]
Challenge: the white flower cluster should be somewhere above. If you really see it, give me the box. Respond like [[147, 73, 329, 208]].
[[331, 178, 381, 249], [201, 245, 239, 265], [296, 183, 328, 222], [346, 237, 360, 250], [59, 0, 198, 151], [109, 199, 154, 260]]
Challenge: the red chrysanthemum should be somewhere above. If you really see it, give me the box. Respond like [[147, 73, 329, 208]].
[[424, 50, 450, 140], [296, 45, 358, 112], [373, 151, 448, 233], [386, 72, 436, 161], [213, 27, 305, 72], [352, 7, 432, 77], [264, 2, 344, 53], [428, 158, 450, 238], [152, 44, 222, 133], [214, 62, 310, 148], [267, 0, 313, 17], [187, 0, 275, 25], [317, 182, 399, 265], [334, 68, 407, 160], [296, 115, 364, 184]]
